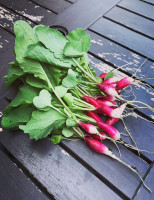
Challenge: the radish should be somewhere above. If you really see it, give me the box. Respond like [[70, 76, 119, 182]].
[[116, 77, 134, 90], [97, 99, 116, 107], [84, 137, 151, 192], [110, 103, 127, 118], [98, 84, 119, 97], [102, 77, 119, 85], [99, 72, 107, 79], [96, 95, 116, 102], [105, 117, 120, 126], [83, 96, 100, 108], [86, 111, 102, 123], [84, 137, 111, 154], [78, 122, 99, 134], [97, 121, 120, 140], [88, 132, 107, 141]]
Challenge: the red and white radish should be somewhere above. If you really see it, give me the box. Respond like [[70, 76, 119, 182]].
[[86, 111, 102, 123], [99, 72, 107, 79], [116, 77, 134, 90], [78, 122, 99, 134], [97, 121, 120, 140], [105, 117, 120, 126]]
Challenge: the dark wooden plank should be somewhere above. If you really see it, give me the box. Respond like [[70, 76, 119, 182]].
[[89, 18, 154, 60], [0, 149, 50, 200], [67, 0, 77, 3], [31, 0, 71, 14], [141, 0, 154, 5], [88, 30, 154, 86], [134, 163, 154, 200], [62, 139, 149, 199], [89, 54, 154, 120], [105, 6, 154, 39], [0, 0, 56, 25], [118, 0, 154, 20], [0, 5, 32, 32], [50, 0, 120, 31], [0, 27, 16, 99], [0, 131, 122, 200]]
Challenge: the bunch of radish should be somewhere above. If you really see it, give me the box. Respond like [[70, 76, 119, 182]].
[[76, 74, 151, 192], [2, 21, 153, 192]]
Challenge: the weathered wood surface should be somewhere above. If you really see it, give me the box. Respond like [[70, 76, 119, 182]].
[[134, 163, 154, 200], [0, 0, 154, 199], [0, 0, 56, 25], [0, 149, 51, 200], [89, 18, 154, 60], [88, 30, 154, 86], [105, 6, 154, 39], [31, 0, 71, 14], [0, 131, 122, 200], [118, 0, 154, 20], [50, 0, 120, 31]]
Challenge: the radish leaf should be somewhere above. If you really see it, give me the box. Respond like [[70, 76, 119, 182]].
[[3, 85, 39, 114], [104, 72, 114, 80], [62, 127, 74, 137], [51, 135, 62, 144], [33, 89, 52, 109], [20, 108, 66, 140], [64, 29, 90, 57], [62, 69, 78, 88], [24, 42, 72, 68], [4, 62, 24, 87], [66, 119, 77, 127], [2, 105, 34, 129], [55, 85, 68, 97]]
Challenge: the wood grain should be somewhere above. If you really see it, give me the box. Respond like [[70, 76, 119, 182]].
[[105, 6, 154, 39], [0, 149, 50, 200], [88, 30, 154, 86], [31, 0, 71, 14], [134, 163, 154, 200], [49, 0, 119, 31], [89, 18, 154, 60], [0, 0, 56, 25], [0, 130, 122, 200], [118, 0, 154, 20]]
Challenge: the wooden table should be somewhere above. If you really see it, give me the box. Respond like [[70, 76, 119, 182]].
[[0, 0, 154, 199]]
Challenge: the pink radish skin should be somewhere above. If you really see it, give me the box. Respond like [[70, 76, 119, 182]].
[[111, 103, 127, 118], [102, 77, 119, 85], [97, 100, 116, 107], [116, 77, 134, 90], [96, 95, 116, 102], [99, 72, 107, 79], [105, 117, 120, 126], [111, 100, 117, 105], [84, 137, 113, 156], [86, 111, 102, 123], [99, 84, 119, 97], [78, 122, 99, 134], [83, 96, 100, 108], [84, 137, 151, 192], [97, 121, 120, 140], [89, 132, 107, 141]]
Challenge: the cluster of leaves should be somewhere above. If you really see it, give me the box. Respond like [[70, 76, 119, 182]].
[[1, 20, 101, 143]]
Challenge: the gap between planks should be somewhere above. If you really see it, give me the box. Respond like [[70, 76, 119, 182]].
[[116, 4, 154, 22], [0, 142, 56, 200], [88, 27, 154, 63], [103, 15, 154, 40]]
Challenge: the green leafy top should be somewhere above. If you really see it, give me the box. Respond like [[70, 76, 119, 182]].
[[104, 72, 114, 80], [64, 29, 90, 57]]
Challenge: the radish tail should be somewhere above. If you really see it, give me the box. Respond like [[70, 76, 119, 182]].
[[109, 154, 152, 192]]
